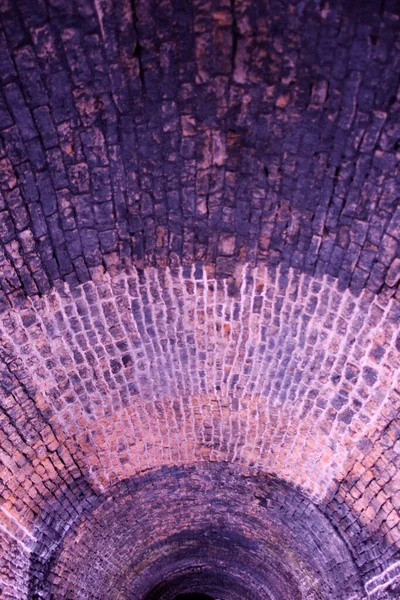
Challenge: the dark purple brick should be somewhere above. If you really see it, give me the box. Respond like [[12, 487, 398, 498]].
[[4, 84, 37, 141]]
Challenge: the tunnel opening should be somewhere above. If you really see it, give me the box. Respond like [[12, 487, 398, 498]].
[[174, 595, 214, 599], [30, 464, 364, 600]]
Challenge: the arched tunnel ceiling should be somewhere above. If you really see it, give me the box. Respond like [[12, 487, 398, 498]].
[[31, 464, 364, 600], [0, 0, 399, 599]]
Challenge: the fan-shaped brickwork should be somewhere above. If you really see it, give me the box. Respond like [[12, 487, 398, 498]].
[[1, 265, 399, 598], [0, 0, 399, 599], [0, 0, 399, 297], [29, 463, 363, 600]]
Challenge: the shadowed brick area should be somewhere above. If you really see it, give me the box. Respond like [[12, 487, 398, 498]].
[[0, 0, 398, 301], [28, 463, 363, 599], [0, 0, 399, 598]]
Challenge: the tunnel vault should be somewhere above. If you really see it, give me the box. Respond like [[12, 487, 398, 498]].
[[28, 463, 363, 599], [0, 0, 399, 598]]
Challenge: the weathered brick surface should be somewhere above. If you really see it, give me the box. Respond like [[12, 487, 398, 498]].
[[0, 0, 397, 303], [324, 418, 400, 597], [0, 264, 399, 598], [0, 529, 30, 600], [0, 0, 399, 597], [29, 463, 363, 599]]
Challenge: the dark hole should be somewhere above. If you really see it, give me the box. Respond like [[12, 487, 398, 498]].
[[174, 595, 214, 599]]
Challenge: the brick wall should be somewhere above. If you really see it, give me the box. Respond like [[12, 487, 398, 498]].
[[30, 463, 363, 599], [0, 0, 399, 597], [0, 264, 399, 597]]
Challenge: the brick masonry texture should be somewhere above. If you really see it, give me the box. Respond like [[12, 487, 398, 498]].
[[30, 463, 363, 599], [0, 264, 399, 598], [0, 0, 399, 598], [0, 0, 398, 299]]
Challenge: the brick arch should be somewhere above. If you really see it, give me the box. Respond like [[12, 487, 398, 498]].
[[1, 264, 399, 598], [0, 265, 397, 494], [28, 463, 364, 599], [0, 0, 399, 598]]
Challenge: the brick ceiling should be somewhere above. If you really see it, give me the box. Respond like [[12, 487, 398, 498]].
[[0, 0, 399, 599]]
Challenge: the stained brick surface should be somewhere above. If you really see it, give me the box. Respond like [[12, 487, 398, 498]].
[[0, 264, 399, 598], [0, 0, 397, 299], [30, 463, 363, 599], [0, 0, 399, 598]]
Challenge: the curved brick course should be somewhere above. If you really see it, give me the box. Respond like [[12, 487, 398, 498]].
[[0, 0, 399, 598], [29, 463, 363, 599], [0, 264, 399, 598], [0, 0, 398, 299]]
